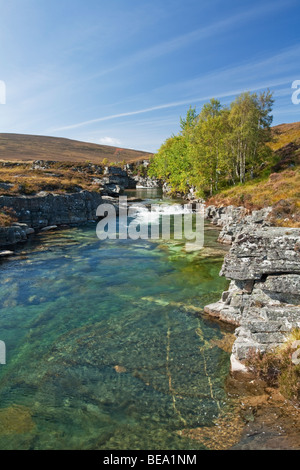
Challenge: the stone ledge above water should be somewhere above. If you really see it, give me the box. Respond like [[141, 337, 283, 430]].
[[0, 190, 105, 231], [204, 224, 300, 372], [220, 227, 300, 280], [0, 190, 111, 247]]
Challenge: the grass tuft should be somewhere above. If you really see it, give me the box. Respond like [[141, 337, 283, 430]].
[[246, 329, 300, 403]]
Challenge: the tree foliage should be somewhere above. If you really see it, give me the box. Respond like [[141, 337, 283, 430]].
[[148, 91, 274, 196]]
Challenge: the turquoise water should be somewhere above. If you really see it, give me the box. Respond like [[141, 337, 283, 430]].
[[0, 192, 233, 450]]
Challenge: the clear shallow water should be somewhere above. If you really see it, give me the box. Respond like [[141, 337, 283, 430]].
[[0, 192, 234, 450]]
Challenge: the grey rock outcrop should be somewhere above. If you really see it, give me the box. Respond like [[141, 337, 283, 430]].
[[133, 175, 161, 188], [220, 227, 300, 280], [162, 182, 172, 194], [205, 205, 272, 244], [0, 190, 105, 232], [103, 183, 125, 196], [0, 223, 33, 247], [204, 227, 300, 372], [119, 164, 161, 189], [103, 166, 136, 191]]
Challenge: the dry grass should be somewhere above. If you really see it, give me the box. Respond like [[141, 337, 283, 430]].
[[0, 162, 106, 196], [208, 169, 300, 226], [0, 206, 17, 226], [0, 133, 152, 164], [270, 122, 300, 151], [0, 133, 152, 199], [207, 122, 300, 226], [207, 121, 300, 227], [246, 329, 300, 404]]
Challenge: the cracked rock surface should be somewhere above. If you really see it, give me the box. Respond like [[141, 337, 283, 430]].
[[204, 223, 300, 371]]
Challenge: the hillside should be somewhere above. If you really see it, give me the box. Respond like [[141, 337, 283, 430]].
[[0, 133, 152, 208], [270, 121, 300, 151], [269, 122, 300, 172], [0, 133, 152, 164], [208, 121, 300, 227]]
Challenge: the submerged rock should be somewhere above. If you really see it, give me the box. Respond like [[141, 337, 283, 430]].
[[0, 405, 35, 435], [0, 225, 29, 247]]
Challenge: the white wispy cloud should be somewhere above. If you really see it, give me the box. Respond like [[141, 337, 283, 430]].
[[51, 56, 291, 132], [98, 136, 121, 146], [89, 0, 294, 79], [150, 43, 300, 100], [50, 102, 198, 131]]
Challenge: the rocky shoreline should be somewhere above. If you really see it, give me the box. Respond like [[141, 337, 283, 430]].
[[0, 163, 160, 249], [102, 164, 160, 194], [0, 190, 106, 248], [204, 204, 300, 372]]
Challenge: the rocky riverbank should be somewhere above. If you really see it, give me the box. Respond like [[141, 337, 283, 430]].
[[0, 190, 107, 248], [1, 185, 299, 380], [103, 164, 160, 194], [0, 162, 161, 248], [204, 204, 300, 373]]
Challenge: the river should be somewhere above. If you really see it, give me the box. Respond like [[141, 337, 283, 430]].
[[0, 189, 238, 450]]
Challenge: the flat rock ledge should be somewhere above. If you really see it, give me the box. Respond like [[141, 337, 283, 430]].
[[0, 189, 150, 248], [0, 191, 110, 248], [204, 226, 300, 373]]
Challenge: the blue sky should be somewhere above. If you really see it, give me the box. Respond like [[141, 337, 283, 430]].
[[0, 0, 299, 152]]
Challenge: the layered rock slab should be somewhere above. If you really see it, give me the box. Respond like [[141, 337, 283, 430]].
[[204, 227, 300, 371]]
